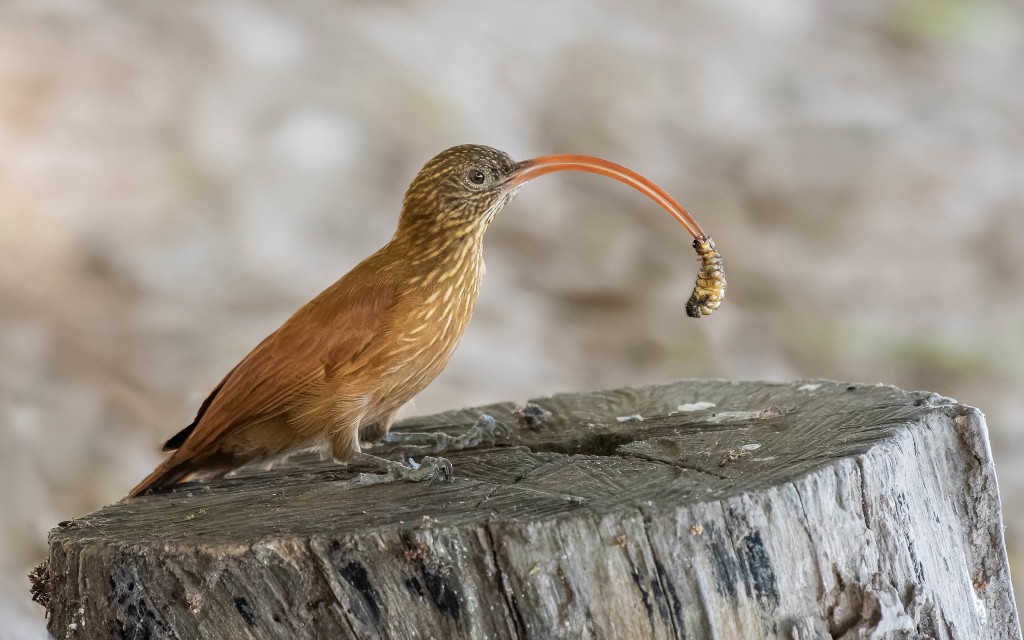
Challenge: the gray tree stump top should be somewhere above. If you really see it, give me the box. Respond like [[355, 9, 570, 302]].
[[32, 379, 1020, 639]]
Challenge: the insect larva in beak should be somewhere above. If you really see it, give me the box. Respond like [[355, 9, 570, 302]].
[[685, 235, 726, 318]]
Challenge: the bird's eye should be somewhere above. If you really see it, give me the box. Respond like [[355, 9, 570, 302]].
[[469, 169, 486, 185]]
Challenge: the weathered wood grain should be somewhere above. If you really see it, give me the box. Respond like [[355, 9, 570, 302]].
[[31, 380, 1021, 639]]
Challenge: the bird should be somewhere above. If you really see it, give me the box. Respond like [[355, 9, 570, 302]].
[[128, 144, 714, 497]]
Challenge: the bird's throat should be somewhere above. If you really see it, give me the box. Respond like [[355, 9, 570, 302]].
[[392, 219, 486, 279]]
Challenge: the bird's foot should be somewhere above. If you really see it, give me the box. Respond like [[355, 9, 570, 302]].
[[382, 414, 511, 455], [341, 452, 453, 488]]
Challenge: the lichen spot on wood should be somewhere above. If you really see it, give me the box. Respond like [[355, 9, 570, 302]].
[[233, 597, 256, 627], [421, 567, 461, 622], [338, 560, 382, 622]]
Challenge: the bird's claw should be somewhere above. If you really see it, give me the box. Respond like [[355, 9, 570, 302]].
[[401, 456, 453, 483], [471, 414, 512, 445], [342, 452, 453, 488]]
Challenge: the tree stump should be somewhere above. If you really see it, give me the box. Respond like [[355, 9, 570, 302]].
[[31, 380, 1020, 639]]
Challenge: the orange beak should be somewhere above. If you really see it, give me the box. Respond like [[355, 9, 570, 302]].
[[509, 154, 705, 239]]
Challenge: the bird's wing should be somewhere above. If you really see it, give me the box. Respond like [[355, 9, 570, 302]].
[[162, 365, 236, 451], [172, 273, 399, 458]]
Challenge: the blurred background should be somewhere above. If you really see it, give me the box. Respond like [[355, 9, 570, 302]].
[[1, 0, 1022, 635]]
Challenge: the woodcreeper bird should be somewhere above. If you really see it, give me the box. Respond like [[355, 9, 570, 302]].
[[129, 144, 713, 497]]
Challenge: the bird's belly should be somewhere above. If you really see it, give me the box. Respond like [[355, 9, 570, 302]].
[[313, 346, 449, 433], [368, 345, 457, 413], [362, 321, 468, 417], [331, 271, 481, 425]]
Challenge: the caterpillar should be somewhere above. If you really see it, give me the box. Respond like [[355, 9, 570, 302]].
[[685, 235, 726, 318]]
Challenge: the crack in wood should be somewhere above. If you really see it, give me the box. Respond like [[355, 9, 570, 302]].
[[483, 525, 525, 639], [307, 540, 362, 639], [637, 508, 685, 639], [854, 456, 874, 532], [617, 451, 731, 481], [791, 481, 826, 601]]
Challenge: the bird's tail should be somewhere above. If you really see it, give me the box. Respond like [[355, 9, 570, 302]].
[[127, 454, 202, 498]]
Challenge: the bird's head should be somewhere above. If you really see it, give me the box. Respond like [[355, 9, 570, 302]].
[[400, 144, 520, 236]]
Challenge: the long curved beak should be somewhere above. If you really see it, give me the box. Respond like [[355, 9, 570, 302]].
[[508, 154, 705, 238]]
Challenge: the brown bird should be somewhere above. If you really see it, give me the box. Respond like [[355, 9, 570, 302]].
[[129, 144, 712, 497]]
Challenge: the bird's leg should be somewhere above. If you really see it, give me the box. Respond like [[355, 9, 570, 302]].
[[382, 414, 511, 456], [358, 410, 399, 446], [342, 452, 454, 487]]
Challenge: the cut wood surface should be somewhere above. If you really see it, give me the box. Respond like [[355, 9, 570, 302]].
[[32, 380, 1021, 639]]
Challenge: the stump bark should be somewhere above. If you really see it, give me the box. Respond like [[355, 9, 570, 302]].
[[31, 380, 1020, 639]]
